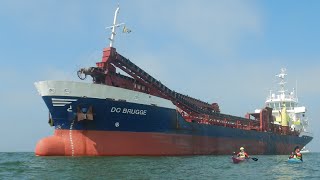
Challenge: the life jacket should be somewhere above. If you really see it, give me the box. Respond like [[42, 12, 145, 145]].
[[295, 153, 302, 160], [238, 152, 247, 158]]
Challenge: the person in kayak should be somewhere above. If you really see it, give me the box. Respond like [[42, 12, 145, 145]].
[[289, 146, 303, 161], [237, 147, 250, 158]]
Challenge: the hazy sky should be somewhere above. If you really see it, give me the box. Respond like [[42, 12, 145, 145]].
[[0, 0, 319, 152]]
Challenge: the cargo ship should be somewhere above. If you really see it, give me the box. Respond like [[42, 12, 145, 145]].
[[34, 7, 312, 156]]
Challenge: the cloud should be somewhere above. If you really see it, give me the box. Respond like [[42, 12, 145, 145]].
[[174, 1, 262, 54], [1, 1, 68, 32], [129, 0, 262, 58]]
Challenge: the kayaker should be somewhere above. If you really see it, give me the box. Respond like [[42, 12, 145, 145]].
[[237, 147, 249, 158], [289, 146, 303, 161]]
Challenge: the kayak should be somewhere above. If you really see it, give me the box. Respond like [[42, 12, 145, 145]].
[[232, 156, 247, 164], [287, 158, 303, 163]]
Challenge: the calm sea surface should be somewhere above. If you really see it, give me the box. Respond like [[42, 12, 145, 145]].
[[0, 152, 319, 179]]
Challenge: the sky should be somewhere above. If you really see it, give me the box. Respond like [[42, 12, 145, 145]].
[[0, 0, 319, 152]]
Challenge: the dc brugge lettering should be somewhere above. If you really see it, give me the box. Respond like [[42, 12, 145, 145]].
[[110, 107, 147, 116], [111, 107, 122, 113]]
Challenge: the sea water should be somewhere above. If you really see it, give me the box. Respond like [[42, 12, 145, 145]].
[[0, 152, 319, 179]]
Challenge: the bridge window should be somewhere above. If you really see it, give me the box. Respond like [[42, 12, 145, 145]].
[[285, 102, 290, 108], [270, 103, 274, 109]]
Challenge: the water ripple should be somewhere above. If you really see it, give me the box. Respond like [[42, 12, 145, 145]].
[[0, 153, 319, 179]]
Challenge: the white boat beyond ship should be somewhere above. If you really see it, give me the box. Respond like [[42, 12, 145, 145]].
[[300, 147, 310, 154]]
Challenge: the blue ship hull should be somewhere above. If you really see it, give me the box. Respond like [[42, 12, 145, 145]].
[[37, 95, 312, 156]]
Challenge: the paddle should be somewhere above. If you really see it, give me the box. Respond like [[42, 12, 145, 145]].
[[245, 157, 258, 161]]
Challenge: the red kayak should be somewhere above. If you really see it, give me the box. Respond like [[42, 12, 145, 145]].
[[232, 156, 247, 164]]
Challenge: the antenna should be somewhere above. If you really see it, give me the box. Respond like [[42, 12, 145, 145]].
[[106, 5, 126, 47], [269, 89, 273, 101]]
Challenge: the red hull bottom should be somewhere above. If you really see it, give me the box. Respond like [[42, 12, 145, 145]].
[[35, 130, 295, 156]]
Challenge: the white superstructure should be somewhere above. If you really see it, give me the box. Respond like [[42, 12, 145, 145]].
[[255, 68, 310, 133]]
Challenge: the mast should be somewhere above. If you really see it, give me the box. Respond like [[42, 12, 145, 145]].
[[106, 6, 125, 47], [277, 68, 287, 101]]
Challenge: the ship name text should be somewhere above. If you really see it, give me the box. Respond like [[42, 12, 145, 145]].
[[110, 107, 147, 115]]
